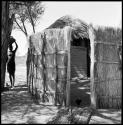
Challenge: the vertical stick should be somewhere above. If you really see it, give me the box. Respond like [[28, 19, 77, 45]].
[[29, 49, 32, 93], [27, 36, 31, 92], [32, 48, 34, 95], [55, 51, 58, 106], [26, 49, 29, 87], [42, 32, 46, 102], [89, 26, 97, 108], [66, 34, 71, 107]]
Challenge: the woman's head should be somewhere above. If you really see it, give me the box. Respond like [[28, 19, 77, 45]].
[[9, 36, 15, 45]]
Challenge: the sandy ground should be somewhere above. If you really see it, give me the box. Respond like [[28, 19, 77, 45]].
[[70, 79, 121, 124], [1, 56, 121, 124], [2, 62, 58, 124], [70, 79, 91, 107], [89, 109, 121, 124]]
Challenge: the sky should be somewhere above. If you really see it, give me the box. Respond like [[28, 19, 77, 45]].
[[11, 1, 122, 56]]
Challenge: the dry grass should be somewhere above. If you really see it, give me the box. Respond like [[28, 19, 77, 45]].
[[94, 26, 122, 44], [47, 107, 93, 124], [93, 26, 122, 109]]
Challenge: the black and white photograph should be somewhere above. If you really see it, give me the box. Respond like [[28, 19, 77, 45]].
[[1, 1, 122, 124]]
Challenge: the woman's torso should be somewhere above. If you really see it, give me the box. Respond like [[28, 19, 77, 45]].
[[7, 50, 15, 64]]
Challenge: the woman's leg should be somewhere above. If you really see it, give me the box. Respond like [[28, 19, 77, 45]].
[[13, 63, 16, 87], [9, 73, 13, 87], [11, 72, 15, 87], [9, 72, 15, 88]]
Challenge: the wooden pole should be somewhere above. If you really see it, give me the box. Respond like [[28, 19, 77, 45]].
[[88, 25, 97, 109], [1, 1, 9, 89], [66, 33, 71, 107]]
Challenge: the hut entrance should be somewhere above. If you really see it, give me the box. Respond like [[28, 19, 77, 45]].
[[70, 35, 91, 107], [71, 37, 90, 78]]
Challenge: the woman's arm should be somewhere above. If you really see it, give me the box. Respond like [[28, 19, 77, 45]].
[[14, 41, 18, 52]]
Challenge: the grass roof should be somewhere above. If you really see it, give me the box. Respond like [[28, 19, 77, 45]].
[[46, 15, 89, 39]]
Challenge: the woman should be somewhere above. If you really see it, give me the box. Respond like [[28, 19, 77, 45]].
[[7, 36, 18, 88]]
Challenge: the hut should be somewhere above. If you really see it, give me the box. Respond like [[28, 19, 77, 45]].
[[27, 15, 122, 109]]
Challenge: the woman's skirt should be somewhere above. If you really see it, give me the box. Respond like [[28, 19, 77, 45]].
[[7, 61, 15, 74]]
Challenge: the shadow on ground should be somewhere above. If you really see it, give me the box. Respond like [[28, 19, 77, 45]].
[[1, 83, 58, 124], [1, 80, 121, 124], [70, 79, 91, 107], [90, 109, 121, 124]]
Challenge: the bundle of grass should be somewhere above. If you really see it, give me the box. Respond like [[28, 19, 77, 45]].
[[47, 107, 94, 124], [47, 108, 70, 124]]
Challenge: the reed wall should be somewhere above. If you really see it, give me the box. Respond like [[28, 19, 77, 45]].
[[94, 41, 122, 109], [27, 27, 71, 106]]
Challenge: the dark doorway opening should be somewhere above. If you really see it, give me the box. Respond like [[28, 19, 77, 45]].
[[71, 36, 91, 78], [70, 35, 91, 107]]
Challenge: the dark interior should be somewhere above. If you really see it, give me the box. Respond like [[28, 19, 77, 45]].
[[70, 36, 91, 107], [71, 36, 90, 78]]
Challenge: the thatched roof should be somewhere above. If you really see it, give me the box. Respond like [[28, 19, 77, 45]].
[[46, 15, 89, 39]]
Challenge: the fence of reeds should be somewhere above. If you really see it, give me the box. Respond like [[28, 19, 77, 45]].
[[93, 27, 122, 109], [27, 27, 71, 106]]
